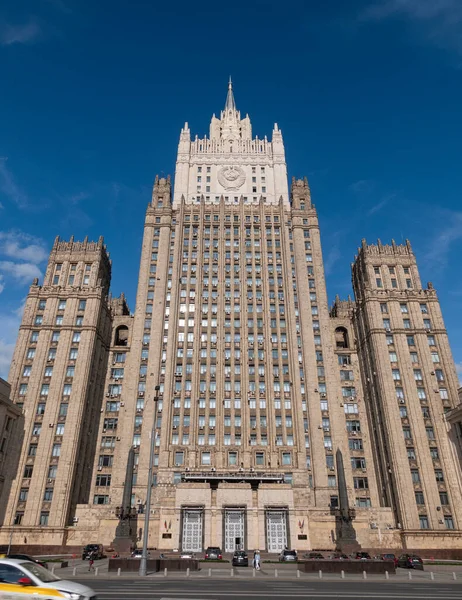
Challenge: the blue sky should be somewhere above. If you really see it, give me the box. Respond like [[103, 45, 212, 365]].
[[1, 0, 462, 380]]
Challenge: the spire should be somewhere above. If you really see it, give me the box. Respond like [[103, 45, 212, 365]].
[[225, 76, 236, 112]]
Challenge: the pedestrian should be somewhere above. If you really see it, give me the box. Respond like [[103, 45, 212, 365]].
[[254, 549, 261, 571], [88, 551, 95, 571]]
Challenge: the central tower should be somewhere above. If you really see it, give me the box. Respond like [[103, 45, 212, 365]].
[[173, 79, 289, 208]]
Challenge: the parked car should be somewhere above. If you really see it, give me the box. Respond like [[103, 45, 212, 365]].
[[354, 552, 371, 560], [6, 554, 47, 569], [303, 552, 325, 560], [232, 551, 249, 567], [131, 549, 150, 558], [180, 551, 195, 559], [204, 547, 222, 560], [279, 549, 298, 562], [380, 553, 397, 565], [0, 558, 96, 599], [82, 544, 104, 560], [330, 553, 349, 560], [397, 554, 424, 570]]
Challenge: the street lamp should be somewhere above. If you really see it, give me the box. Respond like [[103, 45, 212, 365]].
[[139, 384, 161, 577]]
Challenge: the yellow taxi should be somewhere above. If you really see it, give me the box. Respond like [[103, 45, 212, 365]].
[[0, 580, 65, 598]]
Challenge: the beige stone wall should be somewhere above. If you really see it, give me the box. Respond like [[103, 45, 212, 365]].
[[0, 378, 24, 526]]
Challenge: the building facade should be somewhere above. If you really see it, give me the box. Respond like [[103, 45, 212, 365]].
[[0, 378, 23, 527], [1, 83, 461, 553]]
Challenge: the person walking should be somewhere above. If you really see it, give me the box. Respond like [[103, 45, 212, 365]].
[[254, 549, 261, 571], [88, 551, 95, 571]]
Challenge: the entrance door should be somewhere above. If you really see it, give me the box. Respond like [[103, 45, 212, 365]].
[[224, 510, 245, 552], [182, 509, 203, 552], [266, 511, 287, 553]]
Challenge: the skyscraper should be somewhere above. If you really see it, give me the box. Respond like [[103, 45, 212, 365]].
[[1, 82, 461, 555]]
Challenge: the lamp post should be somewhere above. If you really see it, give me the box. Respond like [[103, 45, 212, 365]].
[[139, 385, 160, 577]]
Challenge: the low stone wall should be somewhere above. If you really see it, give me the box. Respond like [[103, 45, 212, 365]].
[[0, 545, 83, 557], [108, 558, 199, 573], [302, 560, 396, 574]]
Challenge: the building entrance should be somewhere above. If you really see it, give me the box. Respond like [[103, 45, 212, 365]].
[[266, 510, 287, 552], [181, 509, 203, 552], [224, 509, 245, 552]]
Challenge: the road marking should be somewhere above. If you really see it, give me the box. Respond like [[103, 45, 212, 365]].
[[95, 592, 462, 598]]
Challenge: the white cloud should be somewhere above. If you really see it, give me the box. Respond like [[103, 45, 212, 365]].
[[0, 274, 4, 294], [361, 0, 462, 57], [0, 260, 42, 284], [425, 210, 462, 269], [0, 161, 28, 208], [0, 20, 41, 46], [0, 230, 48, 264], [0, 304, 23, 379]]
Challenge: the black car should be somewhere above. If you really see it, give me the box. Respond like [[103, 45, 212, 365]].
[[7, 554, 47, 568], [204, 547, 222, 560], [82, 543, 104, 560], [279, 549, 298, 562], [397, 553, 424, 570], [354, 552, 371, 560], [232, 551, 249, 567]]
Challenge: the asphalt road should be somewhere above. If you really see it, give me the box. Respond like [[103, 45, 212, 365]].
[[74, 577, 462, 600]]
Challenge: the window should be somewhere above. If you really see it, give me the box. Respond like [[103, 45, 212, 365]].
[[93, 495, 109, 505], [439, 492, 449, 505], [389, 352, 398, 362], [400, 303, 408, 313], [419, 515, 429, 530], [431, 352, 440, 363], [353, 477, 369, 489], [52, 443, 61, 457], [411, 469, 420, 483], [229, 451, 237, 466], [78, 300, 87, 311], [282, 452, 291, 465], [43, 488, 53, 501], [39, 512, 49, 526], [72, 332, 81, 343], [356, 497, 372, 508], [380, 303, 388, 314], [256, 452, 264, 466], [201, 452, 211, 465], [328, 475, 337, 487], [445, 516, 455, 530], [415, 492, 425, 505], [406, 335, 415, 346], [435, 369, 444, 382], [435, 469, 444, 482]]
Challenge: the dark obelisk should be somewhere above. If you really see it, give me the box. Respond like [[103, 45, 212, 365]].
[[112, 447, 136, 553], [335, 449, 361, 553]]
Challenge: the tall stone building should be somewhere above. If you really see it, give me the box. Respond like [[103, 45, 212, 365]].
[[1, 82, 461, 554]]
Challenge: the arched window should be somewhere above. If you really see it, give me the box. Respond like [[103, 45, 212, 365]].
[[335, 327, 349, 349], [115, 325, 129, 346]]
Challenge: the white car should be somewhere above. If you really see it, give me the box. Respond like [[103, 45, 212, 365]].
[[0, 558, 97, 600]]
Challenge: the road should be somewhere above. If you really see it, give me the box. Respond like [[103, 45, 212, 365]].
[[73, 577, 462, 600]]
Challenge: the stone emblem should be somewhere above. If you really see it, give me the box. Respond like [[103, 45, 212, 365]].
[[218, 165, 246, 190]]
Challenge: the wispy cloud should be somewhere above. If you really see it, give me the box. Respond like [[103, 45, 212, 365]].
[[0, 19, 41, 46], [367, 192, 396, 216], [0, 274, 4, 295], [0, 160, 28, 208], [349, 179, 375, 195], [456, 362, 462, 385], [361, 0, 462, 58], [324, 245, 342, 276], [425, 209, 462, 269]]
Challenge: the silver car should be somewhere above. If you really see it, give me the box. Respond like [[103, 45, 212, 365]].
[[0, 558, 97, 599]]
